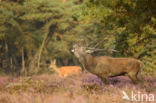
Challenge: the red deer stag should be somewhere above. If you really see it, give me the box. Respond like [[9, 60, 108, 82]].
[[71, 41, 144, 84]]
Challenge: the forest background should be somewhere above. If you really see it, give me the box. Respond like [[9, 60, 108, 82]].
[[0, 0, 155, 76]]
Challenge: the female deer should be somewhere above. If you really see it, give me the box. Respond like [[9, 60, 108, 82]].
[[49, 59, 82, 78]]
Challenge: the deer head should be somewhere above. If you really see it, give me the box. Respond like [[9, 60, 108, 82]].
[[49, 59, 57, 69], [71, 39, 118, 58], [71, 41, 94, 59]]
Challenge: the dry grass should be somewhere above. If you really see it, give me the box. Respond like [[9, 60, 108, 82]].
[[0, 73, 155, 103]]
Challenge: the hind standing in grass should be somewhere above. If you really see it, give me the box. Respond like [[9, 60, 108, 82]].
[[49, 59, 82, 78]]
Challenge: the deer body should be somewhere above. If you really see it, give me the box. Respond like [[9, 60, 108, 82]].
[[49, 60, 82, 78], [82, 54, 142, 77], [72, 42, 143, 84]]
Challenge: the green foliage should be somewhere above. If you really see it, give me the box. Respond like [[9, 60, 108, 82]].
[[0, 0, 155, 75], [78, 0, 156, 74]]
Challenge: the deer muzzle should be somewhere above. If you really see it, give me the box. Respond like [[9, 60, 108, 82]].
[[71, 49, 74, 52]]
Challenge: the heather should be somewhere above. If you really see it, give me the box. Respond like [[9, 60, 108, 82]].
[[0, 73, 155, 103]]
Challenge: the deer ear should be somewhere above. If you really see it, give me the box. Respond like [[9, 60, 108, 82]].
[[50, 60, 53, 63], [53, 59, 56, 64], [50, 59, 56, 64]]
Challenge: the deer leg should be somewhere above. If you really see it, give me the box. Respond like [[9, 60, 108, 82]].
[[98, 75, 108, 84], [101, 78, 108, 84], [128, 72, 139, 84], [137, 71, 150, 89], [137, 70, 144, 82]]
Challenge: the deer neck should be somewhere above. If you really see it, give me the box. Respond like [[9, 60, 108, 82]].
[[53, 65, 60, 73], [80, 54, 97, 73]]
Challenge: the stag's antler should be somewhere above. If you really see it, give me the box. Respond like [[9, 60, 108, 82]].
[[87, 47, 119, 52], [93, 38, 108, 48], [77, 38, 119, 53]]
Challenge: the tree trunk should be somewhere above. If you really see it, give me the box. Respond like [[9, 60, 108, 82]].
[[28, 23, 57, 75], [4, 41, 11, 74], [28, 51, 39, 75], [9, 44, 20, 76], [37, 32, 48, 70], [21, 47, 26, 76]]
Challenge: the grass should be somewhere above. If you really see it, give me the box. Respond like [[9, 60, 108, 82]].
[[0, 72, 155, 103]]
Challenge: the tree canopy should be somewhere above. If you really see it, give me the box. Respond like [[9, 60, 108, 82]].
[[0, 0, 155, 75]]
